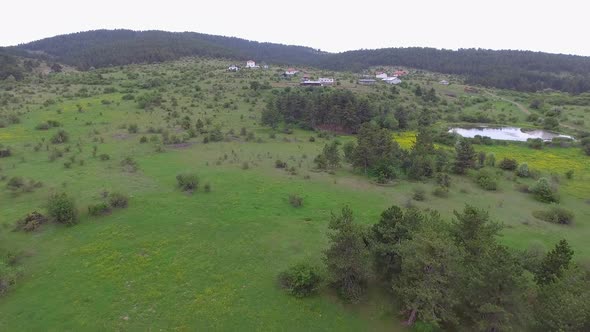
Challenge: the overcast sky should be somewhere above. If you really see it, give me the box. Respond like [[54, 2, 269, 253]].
[[2, 0, 588, 56]]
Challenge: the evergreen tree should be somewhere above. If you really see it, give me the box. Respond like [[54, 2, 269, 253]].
[[535, 239, 574, 285], [454, 139, 477, 174], [324, 206, 370, 303]]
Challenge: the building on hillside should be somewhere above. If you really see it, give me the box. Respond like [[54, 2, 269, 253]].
[[439, 80, 450, 85], [285, 68, 299, 76], [246, 60, 259, 68], [382, 76, 402, 85], [263, 64, 269, 69], [375, 72, 388, 79], [300, 80, 323, 87], [228, 65, 240, 72], [358, 78, 377, 85], [318, 77, 335, 85], [394, 70, 408, 76]]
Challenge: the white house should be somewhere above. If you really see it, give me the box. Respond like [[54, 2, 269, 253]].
[[228, 65, 239, 72], [246, 60, 258, 68], [383, 77, 402, 85], [375, 72, 388, 79], [318, 77, 335, 85], [285, 68, 299, 76], [439, 80, 450, 85]]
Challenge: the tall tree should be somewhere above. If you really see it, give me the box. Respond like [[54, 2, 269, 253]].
[[324, 206, 370, 303], [535, 239, 574, 285], [394, 215, 462, 327], [454, 139, 477, 174]]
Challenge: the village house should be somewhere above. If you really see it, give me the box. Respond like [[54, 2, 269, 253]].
[[358, 78, 377, 85], [382, 77, 402, 85], [375, 72, 388, 79], [439, 80, 450, 85], [318, 77, 334, 85], [284, 68, 299, 76], [246, 60, 259, 68], [394, 70, 408, 76], [227, 65, 239, 72], [300, 80, 323, 87]]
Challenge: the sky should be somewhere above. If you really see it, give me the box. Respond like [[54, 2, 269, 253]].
[[2, 0, 589, 56]]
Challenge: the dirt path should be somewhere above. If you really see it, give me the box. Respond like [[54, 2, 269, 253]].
[[484, 91, 531, 115]]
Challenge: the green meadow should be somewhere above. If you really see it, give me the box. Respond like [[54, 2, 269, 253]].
[[1, 58, 589, 330]]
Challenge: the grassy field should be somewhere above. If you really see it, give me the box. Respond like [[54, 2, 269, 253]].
[[1, 58, 589, 330]]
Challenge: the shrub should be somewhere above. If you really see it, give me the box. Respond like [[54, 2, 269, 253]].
[[565, 170, 574, 179], [278, 263, 322, 298], [485, 153, 496, 167], [241, 162, 250, 170], [88, 203, 111, 216], [139, 136, 148, 143], [475, 169, 498, 191], [14, 211, 48, 232], [47, 192, 78, 225], [120, 157, 138, 172], [0, 258, 22, 296], [99, 154, 110, 161], [127, 124, 139, 133], [432, 186, 450, 198], [516, 163, 530, 178], [275, 160, 287, 169], [6, 177, 25, 191], [50, 130, 69, 144], [498, 158, 518, 170], [289, 194, 303, 208], [530, 178, 558, 203], [176, 173, 199, 192], [412, 188, 426, 201], [533, 206, 574, 225], [204, 183, 211, 193], [0, 147, 11, 158], [436, 172, 451, 188], [108, 192, 129, 208]]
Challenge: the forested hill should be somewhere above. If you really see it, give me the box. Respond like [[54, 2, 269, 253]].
[[7, 29, 590, 93], [10, 29, 324, 69], [321, 48, 590, 94]]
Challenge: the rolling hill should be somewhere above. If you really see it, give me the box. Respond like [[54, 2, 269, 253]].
[[5, 29, 590, 93]]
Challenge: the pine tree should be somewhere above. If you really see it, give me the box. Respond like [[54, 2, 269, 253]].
[[324, 206, 370, 303], [454, 139, 476, 174], [535, 239, 574, 285]]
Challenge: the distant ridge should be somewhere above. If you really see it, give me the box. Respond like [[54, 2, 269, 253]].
[[5, 29, 590, 93]]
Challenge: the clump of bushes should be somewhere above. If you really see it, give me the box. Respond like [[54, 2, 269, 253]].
[[88, 203, 111, 216], [278, 263, 322, 298], [533, 205, 574, 225], [475, 169, 498, 191], [47, 192, 78, 226], [176, 173, 199, 193], [289, 194, 303, 208], [50, 130, 69, 144], [275, 160, 287, 169], [99, 154, 110, 161], [432, 186, 449, 198], [127, 124, 139, 134], [498, 158, 518, 170], [14, 211, 48, 232], [0, 146, 11, 158], [412, 188, 426, 201], [120, 157, 139, 172], [530, 178, 559, 203], [6, 176, 42, 194], [108, 192, 129, 208]]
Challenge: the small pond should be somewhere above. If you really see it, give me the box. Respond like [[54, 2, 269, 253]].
[[448, 126, 574, 142]]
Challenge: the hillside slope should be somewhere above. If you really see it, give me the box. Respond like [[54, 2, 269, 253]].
[[7, 29, 590, 93]]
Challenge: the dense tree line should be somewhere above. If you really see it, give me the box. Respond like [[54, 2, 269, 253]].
[[9, 30, 590, 92], [319, 203, 590, 330], [262, 88, 375, 133]]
